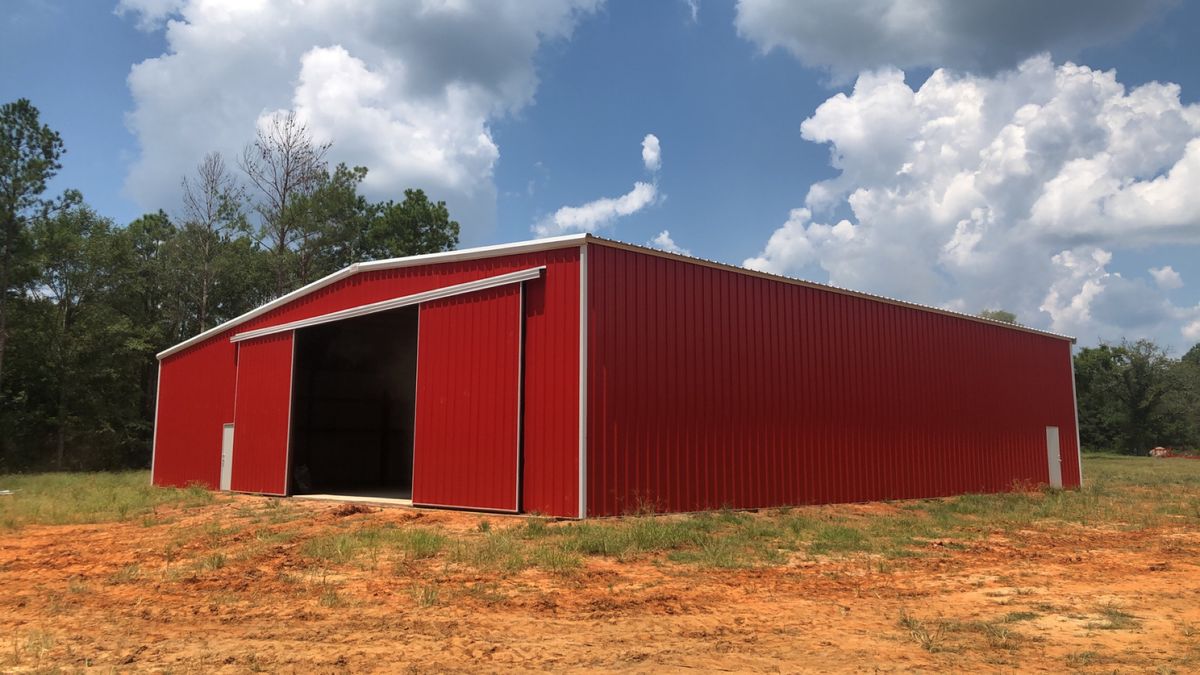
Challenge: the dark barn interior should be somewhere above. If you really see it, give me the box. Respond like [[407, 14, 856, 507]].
[[288, 307, 418, 498]]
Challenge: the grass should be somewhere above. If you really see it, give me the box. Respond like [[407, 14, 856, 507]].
[[107, 563, 141, 584], [897, 610, 1033, 655], [899, 609, 946, 653], [4, 454, 1200, 576], [1091, 602, 1140, 630], [0, 471, 215, 530], [394, 528, 446, 560], [411, 583, 440, 607]]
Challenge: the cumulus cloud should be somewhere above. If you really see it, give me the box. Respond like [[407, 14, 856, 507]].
[[1150, 266, 1183, 290], [650, 230, 689, 255], [534, 182, 657, 237], [743, 56, 1200, 346], [120, 0, 600, 240], [735, 0, 1170, 81], [642, 134, 661, 172], [534, 134, 662, 237]]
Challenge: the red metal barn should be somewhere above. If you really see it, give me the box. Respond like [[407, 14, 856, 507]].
[[152, 235, 1081, 518]]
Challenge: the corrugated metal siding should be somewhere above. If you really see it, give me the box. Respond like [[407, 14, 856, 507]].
[[230, 333, 294, 495], [413, 284, 523, 511], [519, 251, 581, 517], [152, 338, 236, 488], [153, 248, 581, 516], [586, 244, 1080, 517]]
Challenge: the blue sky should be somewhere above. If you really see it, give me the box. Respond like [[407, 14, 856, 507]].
[[3, 0, 1200, 349]]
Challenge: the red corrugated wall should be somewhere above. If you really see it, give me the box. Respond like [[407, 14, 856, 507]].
[[231, 333, 294, 495], [413, 285, 523, 511], [152, 338, 236, 489], [585, 244, 1080, 517], [152, 247, 581, 517]]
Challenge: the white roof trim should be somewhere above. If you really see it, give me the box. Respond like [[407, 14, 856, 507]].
[[231, 266, 545, 343], [156, 234, 586, 359], [158, 230, 1074, 361]]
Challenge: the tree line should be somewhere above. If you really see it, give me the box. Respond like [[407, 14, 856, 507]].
[[0, 100, 458, 472], [1075, 339, 1200, 455]]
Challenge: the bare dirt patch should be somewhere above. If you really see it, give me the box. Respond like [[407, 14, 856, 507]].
[[4, 456, 1200, 672]]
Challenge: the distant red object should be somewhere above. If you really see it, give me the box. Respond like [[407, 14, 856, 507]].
[[1151, 447, 1200, 459], [152, 235, 1081, 518]]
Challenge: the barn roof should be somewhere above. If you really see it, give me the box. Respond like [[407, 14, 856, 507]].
[[157, 233, 1075, 360]]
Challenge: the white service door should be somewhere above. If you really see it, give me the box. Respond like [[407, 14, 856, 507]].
[[1045, 426, 1062, 489], [220, 423, 235, 491]]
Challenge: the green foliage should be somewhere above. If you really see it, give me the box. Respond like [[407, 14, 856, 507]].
[[1, 99, 73, 463], [1074, 339, 1200, 454], [0, 98, 461, 472], [978, 309, 1018, 324]]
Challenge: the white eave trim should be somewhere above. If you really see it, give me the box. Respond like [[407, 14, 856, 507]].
[[156, 233, 586, 359], [229, 266, 545, 343], [158, 229, 1074, 361]]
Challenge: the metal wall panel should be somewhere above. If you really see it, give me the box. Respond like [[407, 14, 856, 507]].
[[152, 338, 237, 488], [413, 285, 523, 511], [153, 248, 581, 516], [586, 244, 1080, 517], [231, 332, 294, 495]]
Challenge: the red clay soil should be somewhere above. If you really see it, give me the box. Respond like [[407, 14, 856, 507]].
[[3, 496, 1199, 672]]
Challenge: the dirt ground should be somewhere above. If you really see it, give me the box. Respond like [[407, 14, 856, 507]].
[[3, 493, 1199, 673]]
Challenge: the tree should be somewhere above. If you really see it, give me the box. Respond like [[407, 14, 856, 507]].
[[978, 309, 1017, 324], [364, 188, 460, 261], [1073, 344, 1125, 453], [32, 204, 137, 468], [178, 152, 247, 331], [239, 112, 329, 295], [290, 163, 371, 284], [0, 101, 467, 472], [1183, 343, 1200, 370], [1073, 339, 1200, 454], [0, 99, 66, 398]]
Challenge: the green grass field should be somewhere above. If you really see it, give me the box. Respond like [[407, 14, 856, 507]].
[[3, 453, 1198, 571]]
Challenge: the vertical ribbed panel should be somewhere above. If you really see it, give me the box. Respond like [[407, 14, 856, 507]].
[[153, 338, 237, 489], [586, 244, 1080, 517], [231, 332, 294, 495], [412, 285, 523, 511], [153, 248, 581, 517]]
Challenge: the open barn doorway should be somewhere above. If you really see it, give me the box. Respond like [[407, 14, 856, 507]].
[[288, 306, 418, 502]]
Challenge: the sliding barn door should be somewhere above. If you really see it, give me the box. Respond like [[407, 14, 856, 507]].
[[231, 332, 294, 495], [412, 284, 523, 512]]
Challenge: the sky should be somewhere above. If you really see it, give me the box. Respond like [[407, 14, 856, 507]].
[[2, 0, 1200, 351]]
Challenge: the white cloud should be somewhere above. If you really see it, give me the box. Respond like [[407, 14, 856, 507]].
[[642, 133, 661, 172], [534, 133, 663, 237], [534, 182, 657, 237], [1150, 265, 1183, 290], [744, 56, 1200, 347], [735, 0, 1170, 81], [1184, 318, 1200, 342], [650, 230, 689, 255], [683, 0, 698, 23], [121, 0, 601, 241], [115, 0, 184, 31]]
